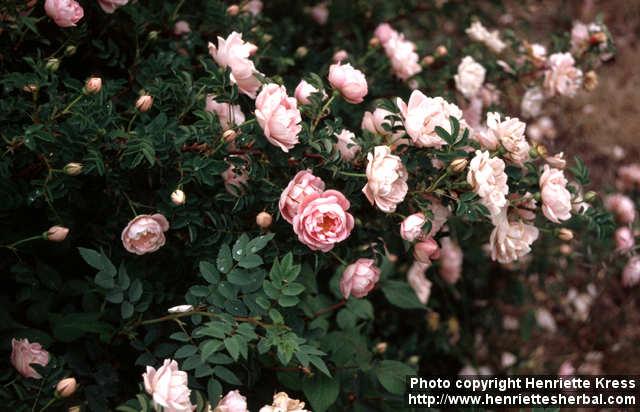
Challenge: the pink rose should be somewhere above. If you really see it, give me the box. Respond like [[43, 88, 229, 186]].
[[292, 190, 354, 252], [454, 56, 486, 99], [279, 170, 325, 224], [558, 360, 575, 377], [570, 21, 590, 55], [339, 258, 381, 299], [46, 225, 69, 242], [462, 97, 483, 130], [414, 238, 440, 264], [242, 0, 263, 16], [539, 165, 572, 223], [622, 256, 640, 288], [208, 32, 261, 98], [10, 338, 49, 379], [605, 194, 636, 224], [489, 210, 539, 264], [544, 53, 583, 97], [205, 95, 245, 131], [97, 0, 128, 14], [121, 214, 170, 255], [616, 164, 640, 192], [173, 20, 191, 36], [383, 34, 421, 81], [255, 83, 302, 152], [614, 227, 635, 253], [374, 23, 397, 44], [361, 108, 400, 138], [406, 261, 431, 304], [332, 50, 348, 63], [309, 2, 328, 25], [467, 150, 509, 218], [214, 390, 248, 412], [44, 0, 83, 27], [426, 196, 450, 236], [143, 359, 194, 412], [334, 129, 359, 161], [294, 80, 324, 105], [400, 212, 426, 242], [259, 392, 308, 412], [439, 237, 463, 284], [328, 63, 368, 104], [221, 164, 249, 196], [485, 112, 529, 166], [362, 146, 408, 213]]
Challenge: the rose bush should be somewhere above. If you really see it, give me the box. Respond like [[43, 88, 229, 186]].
[[0, 1, 617, 411]]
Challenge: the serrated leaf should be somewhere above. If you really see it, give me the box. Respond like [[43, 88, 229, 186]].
[[174, 345, 198, 359], [224, 336, 240, 360], [217, 244, 233, 274], [382, 281, 424, 309], [201, 340, 223, 361], [200, 261, 220, 284], [375, 360, 416, 395], [213, 366, 241, 385], [302, 373, 340, 412]]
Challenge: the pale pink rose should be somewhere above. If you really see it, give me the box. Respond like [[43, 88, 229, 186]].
[[544, 152, 567, 169], [570, 21, 590, 55], [400, 212, 426, 242], [243, 0, 263, 16], [414, 238, 440, 264], [44, 0, 83, 27], [328, 63, 368, 104], [121, 214, 170, 255], [136, 95, 153, 112], [97, 0, 128, 14], [472, 127, 499, 151], [439, 237, 462, 284], [383, 34, 421, 81], [259, 392, 308, 412], [374, 23, 398, 44], [255, 84, 302, 152], [339, 258, 381, 299], [362, 145, 408, 213], [334, 129, 360, 161], [512, 192, 537, 221], [614, 227, 635, 253], [279, 170, 325, 224], [309, 2, 328, 25], [558, 360, 575, 377], [173, 20, 191, 36], [520, 86, 544, 118], [544, 53, 583, 97], [361, 108, 400, 138], [208, 32, 261, 98], [426, 196, 450, 236], [466, 150, 509, 218], [221, 164, 249, 196], [528, 43, 547, 67], [539, 165, 572, 223], [622, 256, 640, 287], [292, 190, 354, 252], [214, 390, 248, 412], [462, 96, 483, 130], [616, 164, 640, 192], [465, 21, 506, 53], [406, 261, 432, 304], [332, 50, 348, 63], [489, 210, 539, 264], [485, 112, 529, 165], [294, 80, 324, 105], [605, 194, 636, 224], [85, 77, 102, 94], [397, 91, 467, 149], [46, 225, 69, 242], [10, 338, 49, 379], [143, 359, 194, 412], [205, 95, 245, 131], [454, 56, 486, 99]]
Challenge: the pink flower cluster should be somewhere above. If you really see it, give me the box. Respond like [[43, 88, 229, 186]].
[[209, 32, 262, 99], [374, 23, 422, 81], [467, 150, 509, 218], [205, 95, 245, 131]]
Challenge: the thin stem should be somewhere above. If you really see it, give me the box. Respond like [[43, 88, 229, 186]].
[[311, 93, 337, 132], [338, 171, 366, 178], [121, 192, 138, 216], [3, 234, 46, 251], [329, 250, 348, 266], [425, 170, 450, 193], [37, 398, 57, 412], [313, 300, 347, 318], [127, 112, 138, 132], [55, 94, 84, 119]]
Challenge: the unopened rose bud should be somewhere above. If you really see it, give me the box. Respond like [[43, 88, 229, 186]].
[[64, 162, 83, 176], [557, 228, 574, 241], [590, 32, 607, 44], [136, 94, 153, 112], [532, 143, 548, 158], [222, 129, 237, 142], [295, 46, 308, 58], [422, 55, 435, 66], [84, 77, 102, 94], [56, 377, 77, 398], [46, 58, 60, 72], [369, 37, 380, 48], [256, 211, 272, 229], [435, 45, 448, 57], [584, 70, 598, 91], [332, 49, 348, 63], [148, 30, 159, 41], [408, 355, 420, 365], [449, 158, 468, 173], [427, 311, 440, 330], [64, 45, 77, 56], [559, 244, 572, 255], [45, 226, 69, 242], [23, 84, 38, 93], [227, 4, 240, 15], [584, 191, 597, 202], [374, 342, 387, 354], [68, 407, 81, 412], [447, 317, 459, 335], [171, 189, 186, 205]]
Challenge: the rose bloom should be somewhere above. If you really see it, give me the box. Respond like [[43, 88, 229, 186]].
[[334, 129, 359, 161], [361, 108, 400, 139], [400, 212, 426, 242], [465, 21, 506, 53], [47, 225, 69, 242], [292, 190, 354, 252], [214, 390, 248, 412], [426, 196, 450, 236], [472, 127, 498, 150], [332, 49, 348, 63], [221, 164, 249, 196], [328, 63, 368, 104], [490, 210, 539, 264], [439, 237, 463, 284], [407, 261, 432, 304], [544, 152, 566, 169], [520, 86, 544, 119], [374, 23, 398, 44], [362, 145, 408, 213], [208, 32, 261, 98], [45, 0, 83, 27], [454, 56, 486, 99], [205, 95, 245, 131], [309, 2, 328, 25], [616, 164, 640, 192], [383, 34, 422, 81], [467, 150, 509, 218], [97, 0, 128, 14], [143, 359, 194, 412], [279, 170, 325, 224], [462, 97, 483, 130], [255, 84, 302, 152], [544, 53, 583, 97], [136, 95, 153, 112], [121, 214, 170, 255], [414, 237, 440, 264], [173, 20, 191, 36], [486, 112, 529, 165], [294, 80, 324, 105], [10, 338, 49, 379], [570, 21, 590, 55], [243, 0, 263, 16], [605, 194, 636, 224], [397, 91, 467, 149], [339, 258, 381, 299], [614, 227, 635, 253], [622, 256, 640, 288], [259, 392, 308, 412]]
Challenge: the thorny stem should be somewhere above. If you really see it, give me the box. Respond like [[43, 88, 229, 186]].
[[312, 300, 347, 318], [54, 94, 84, 119], [311, 93, 337, 133], [136, 310, 281, 330], [2, 234, 46, 251], [329, 250, 348, 266], [425, 170, 450, 193]]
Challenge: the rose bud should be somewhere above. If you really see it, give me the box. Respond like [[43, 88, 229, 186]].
[[171, 189, 186, 206], [173, 20, 191, 36], [449, 158, 468, 173], [256, 211, 272, 229], [400, 213, 426, 242], [614, 227, 635, 252], [136, 94, 153, 112], [56, 377, 77, 398], [147, 30, 159, 41], [63, 162, 83, 176], [227, 4, 240, 15], [23, 84, 38, 93], [374, 342, 388, 354], [46, 58, 60, 72], [295, 46, 308, 58], [339, 258, 381, 299], [64, 45, 77, 56], [414, 238, 440, 263], [584, 70, 598, 91], [46, 225, 69, 242], [435, 45, 448, 57], [369, 37, 380, 47], [328, 62, 368, 104], [422, 55, 435, 66], [557, 228, 574, 241], [84, 77, 102, 94], [222, 129, 237, 143], [584, 191, 597, 202]]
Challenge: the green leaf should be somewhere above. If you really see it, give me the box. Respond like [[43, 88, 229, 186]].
[[232, 234, 250, 261], [302, 374, 340, 412], [78, 247, 116, 275], [238, 254, 263, 269], [375, 360, 416, 395], [278, 295, 300, 307], [121, 301, 134, 319], [434, 125, 453, 145], [381, 280, 424, 309], [128, 279, 143, 302], [213, 366, 241, 385], [174, 345, 198, 359], [201, 340, 223, 361], [281, 283, 305, 296], [95, 270, 115, 289], [105, 289, 124, 304], [309, 355, 332, 377], [200, 261, 220, 284], [49, 313, 113, 343], [223, 336, 240, 361], [227, 268, 258, 286], [246, 233, 275, 254], [207, 379, 223, 406], [217, 244, 233, 274]]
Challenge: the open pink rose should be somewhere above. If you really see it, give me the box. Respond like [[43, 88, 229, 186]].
[[340, 258, 381, 299], [205, 95, 245, 131], [362, 146, 408, 213], [361, 108, 401, 139], [623, 256, 640, 288], [414, 238, 440, 263], [489, 210, 539, 264], [407, 261, 432, 304], [400, 213, 426, 242], [374, 23, 397, 44], [294, 80, 323, 105], [539, 165, 572, 223], [617, 164, 640, 192], [279, 170, 325, 224], [544, 53, 583, 97], [10, 338, 49, 379], [467, 150, 509, 219], [292, 190, 354, 252], [143, 359, 194, 412], [439, 237, 463, 284], [328, 63, 368, 104], [97, 0, 128, 14], [486, 112, 529, 166], [255, 84, 302, 152], [214, 390, 248, 412], [334, 129, 359, 161], [383, 33, 421, 81], [44, 0, 83, 27], [121, 214, 169, 255], [208, 32, 261, 98], [614, 227, 635, 253], [605, 194, 636, 224]]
